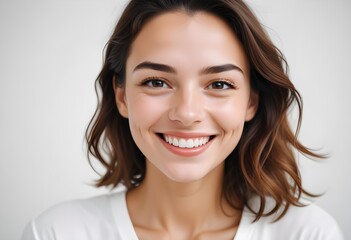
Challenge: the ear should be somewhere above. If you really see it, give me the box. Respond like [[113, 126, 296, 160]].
[[245, 90, 259, 121], [113, 76, 129, 118]]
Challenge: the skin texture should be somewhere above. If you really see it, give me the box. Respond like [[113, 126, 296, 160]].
[[114, 11, 258, 240]]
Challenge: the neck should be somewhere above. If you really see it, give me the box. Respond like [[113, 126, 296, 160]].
[[127, 161, 240, 236]]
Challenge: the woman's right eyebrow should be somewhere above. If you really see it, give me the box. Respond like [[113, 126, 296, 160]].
[[133, 61, 177, 74]]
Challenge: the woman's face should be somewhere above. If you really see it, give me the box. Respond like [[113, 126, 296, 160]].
[[115, 11, 258, 183]]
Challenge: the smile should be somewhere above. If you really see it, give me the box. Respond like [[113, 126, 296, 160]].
[[157, 133, 215, 157], [163, 134, 210, 149]]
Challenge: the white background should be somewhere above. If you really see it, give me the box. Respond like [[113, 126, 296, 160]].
[[1, 0, 350, 239]]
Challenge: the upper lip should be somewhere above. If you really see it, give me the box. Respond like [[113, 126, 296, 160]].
[[159, 131, 216, 138]]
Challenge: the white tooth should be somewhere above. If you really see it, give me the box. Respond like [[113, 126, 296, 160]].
[[179, 139, 186, 148], [165, 135, 173, 144], [172, 138, 179, 147], [186, 139, 194, 148], [194, 138, 200, 147], [165, 135, 211, 148]]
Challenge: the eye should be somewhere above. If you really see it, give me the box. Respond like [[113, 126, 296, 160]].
[[142, 77, 170, 88], [207, 80, 236, 90]]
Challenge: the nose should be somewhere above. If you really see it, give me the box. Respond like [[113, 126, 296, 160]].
[[168, 86, 205, 126]]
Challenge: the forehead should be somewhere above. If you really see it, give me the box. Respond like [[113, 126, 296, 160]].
[[127, 11, 248, 74]]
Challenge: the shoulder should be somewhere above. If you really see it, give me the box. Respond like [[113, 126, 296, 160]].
[[237, 196, 344, 240], [22, 191, 126, 240], [270, 201, 343, 240]]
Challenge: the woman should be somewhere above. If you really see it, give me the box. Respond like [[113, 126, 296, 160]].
[[22, 0, 344, 239]]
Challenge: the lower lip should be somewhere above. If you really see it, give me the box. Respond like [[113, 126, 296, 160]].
[[158, 136, 213, 157]]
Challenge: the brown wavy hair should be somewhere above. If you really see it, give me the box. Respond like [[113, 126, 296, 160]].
[[86, 0, 322, 221]]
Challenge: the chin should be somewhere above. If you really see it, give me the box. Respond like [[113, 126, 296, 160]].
[[162, 164, 216, 184]]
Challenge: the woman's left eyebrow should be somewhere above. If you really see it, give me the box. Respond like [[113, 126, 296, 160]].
[[200, 64, 243, 75]]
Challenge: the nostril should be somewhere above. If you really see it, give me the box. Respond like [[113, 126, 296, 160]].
[[168, 104, 205, 126]]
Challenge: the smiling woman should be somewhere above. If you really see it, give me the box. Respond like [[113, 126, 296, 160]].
[[21, 0, 344, 240], [115, 11, 257, 188]]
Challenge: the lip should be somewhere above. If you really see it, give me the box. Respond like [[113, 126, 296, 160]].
[[157, 132, 215, 157], [162, 131, 214, 138]]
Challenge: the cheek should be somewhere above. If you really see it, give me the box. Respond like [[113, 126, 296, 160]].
[[126, 96, 161, 153], [126, 94, 169, 129], [207, 97, 249, 130]]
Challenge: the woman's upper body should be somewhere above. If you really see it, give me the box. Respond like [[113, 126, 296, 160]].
[[22, 189, 343, 240], [22, 0, 345, 239]]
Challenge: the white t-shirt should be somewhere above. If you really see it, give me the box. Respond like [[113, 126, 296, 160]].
[[22, 190, 344, 240]]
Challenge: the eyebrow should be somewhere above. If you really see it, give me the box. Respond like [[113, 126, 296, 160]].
[[133, 61, 176, 74], [133, 61, 243, 75], [200, 64, 243, 75]]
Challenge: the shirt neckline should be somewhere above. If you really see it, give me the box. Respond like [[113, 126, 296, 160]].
[[110, 190, 140, 239], [109, 190, 253, 240]]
